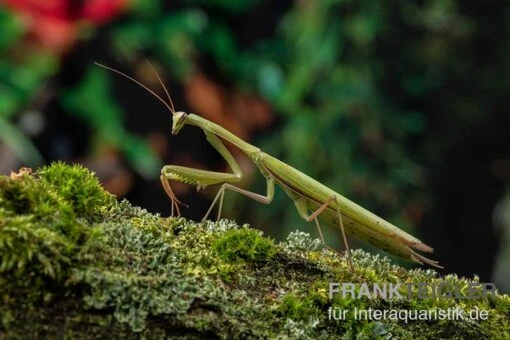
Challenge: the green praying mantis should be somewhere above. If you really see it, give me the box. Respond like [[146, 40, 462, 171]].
[[96, 62, 442, 269]]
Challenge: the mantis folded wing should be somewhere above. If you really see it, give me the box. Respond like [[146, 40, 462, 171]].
[[96, 62, 442, 269]]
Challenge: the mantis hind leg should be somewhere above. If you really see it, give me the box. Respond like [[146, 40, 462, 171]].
[[293, 195, 353, 268], [312, 217, 336, 254]]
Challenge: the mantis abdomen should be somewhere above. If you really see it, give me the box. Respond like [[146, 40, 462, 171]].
[[258, 153, 439, 267]]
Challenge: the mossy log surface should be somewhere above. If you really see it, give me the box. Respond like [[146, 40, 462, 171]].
[[1, 163, 509, 339]]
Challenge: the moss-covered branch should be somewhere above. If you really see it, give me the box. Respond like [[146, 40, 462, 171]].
[[1, 163, 509, 339]]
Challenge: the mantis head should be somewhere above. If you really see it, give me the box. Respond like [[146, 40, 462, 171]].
[[172, 111, 188, 135]]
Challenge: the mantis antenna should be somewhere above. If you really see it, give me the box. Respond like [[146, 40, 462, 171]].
[[143, 60, 176, 114], [94, 62, 176, 115]]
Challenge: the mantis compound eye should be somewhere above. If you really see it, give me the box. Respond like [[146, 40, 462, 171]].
[[172, 111, 187, 134]]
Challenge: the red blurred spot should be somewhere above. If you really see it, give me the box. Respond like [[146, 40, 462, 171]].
[[3, 0, 128, 52], [31, 16, 76, 52], [81, 0, 128, 24], [3, 0, 68, 20]]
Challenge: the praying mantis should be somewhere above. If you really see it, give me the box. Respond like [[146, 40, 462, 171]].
[[96, 62, 442, 269]]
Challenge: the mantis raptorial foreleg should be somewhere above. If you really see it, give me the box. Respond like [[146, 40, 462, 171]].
[[160, 174, 187, 216], [160, 130, 242, 216]]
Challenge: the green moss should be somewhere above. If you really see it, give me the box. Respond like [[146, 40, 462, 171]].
[[0, 163, 509, 339], [0, 162, 112, 292], [37, 161, 114, 220], [276, 293, 319, 321], [212, 227, 277, 263]]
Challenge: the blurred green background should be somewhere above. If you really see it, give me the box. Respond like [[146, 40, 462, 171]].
[[1, 0, 509, 291]]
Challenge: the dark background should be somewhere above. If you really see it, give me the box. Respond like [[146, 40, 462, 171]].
[[1, 1, 509, 291]]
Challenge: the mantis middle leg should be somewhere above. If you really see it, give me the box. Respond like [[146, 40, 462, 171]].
[[202, 176, 275, 221]]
